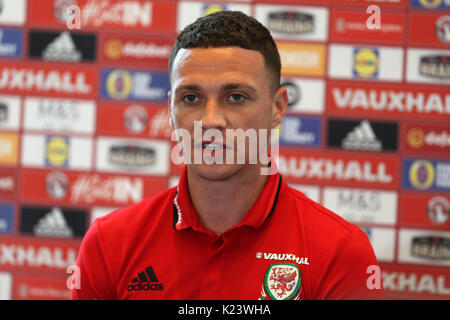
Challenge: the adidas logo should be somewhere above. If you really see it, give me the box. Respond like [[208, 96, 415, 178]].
[[42, 31, 82, 62], [33, 207, 73, 238], [342, 120, 382, 151], [127, 266, 163, 292]]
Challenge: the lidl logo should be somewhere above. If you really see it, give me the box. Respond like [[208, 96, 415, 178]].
[[202, 4, 227, 16], [353, 48, 379, 78], [101, 68, 169, 102], [403, 158, 450, 191], [45, 136, 69, 167]]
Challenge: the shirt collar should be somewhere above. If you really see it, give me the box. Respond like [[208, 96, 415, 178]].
[[173, 165, 282, 233]]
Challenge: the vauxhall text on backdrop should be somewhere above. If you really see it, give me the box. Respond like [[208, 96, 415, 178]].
[[0, 0, 448, 300]]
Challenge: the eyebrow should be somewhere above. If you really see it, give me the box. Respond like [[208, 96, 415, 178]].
[[174, 83, 258, 95]]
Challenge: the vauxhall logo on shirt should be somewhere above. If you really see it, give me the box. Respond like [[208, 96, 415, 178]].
[[256, 251, 310, 266]]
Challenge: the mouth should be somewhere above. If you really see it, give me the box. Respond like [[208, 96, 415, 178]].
[[202, 142, 224, 150]]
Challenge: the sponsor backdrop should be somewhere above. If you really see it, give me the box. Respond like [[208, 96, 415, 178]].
[[0, 0, 448, 300]]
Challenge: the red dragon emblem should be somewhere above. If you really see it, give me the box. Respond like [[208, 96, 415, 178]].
[[260, 263, 301, 300]]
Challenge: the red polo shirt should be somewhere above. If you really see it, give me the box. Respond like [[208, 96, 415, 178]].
[[72, 166, 384, 300]]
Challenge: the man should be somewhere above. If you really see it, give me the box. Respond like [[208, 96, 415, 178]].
[[72, 11, 384, 300]]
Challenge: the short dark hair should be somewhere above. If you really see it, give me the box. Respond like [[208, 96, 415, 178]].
[[169, 11, 281, 94]]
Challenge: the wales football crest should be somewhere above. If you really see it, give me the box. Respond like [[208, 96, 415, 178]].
[[259, 263, 301, 300]]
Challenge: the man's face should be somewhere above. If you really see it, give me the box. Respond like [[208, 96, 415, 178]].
[[168, 47, 287, 181]]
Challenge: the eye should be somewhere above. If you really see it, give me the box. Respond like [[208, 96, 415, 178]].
[[228, 93, 245, 103], [183, 94, 199, 104]]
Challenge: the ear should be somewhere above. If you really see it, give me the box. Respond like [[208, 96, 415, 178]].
[[271, 86, 288, 129]]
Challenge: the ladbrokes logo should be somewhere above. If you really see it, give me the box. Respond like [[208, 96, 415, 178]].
[[127, 266, 163, 292]]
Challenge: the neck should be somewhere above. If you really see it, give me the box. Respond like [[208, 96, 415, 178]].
[[186, 165, 269, 235]]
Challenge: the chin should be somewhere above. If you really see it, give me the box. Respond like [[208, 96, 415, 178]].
[[188, 163, 243, 182]]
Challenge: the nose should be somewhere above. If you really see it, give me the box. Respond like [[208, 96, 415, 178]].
[[200, 98, 227, 131]]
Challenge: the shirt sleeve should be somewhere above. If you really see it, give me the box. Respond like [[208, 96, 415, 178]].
[[313, 228, 385, 300], [71, 219, 116, 300]]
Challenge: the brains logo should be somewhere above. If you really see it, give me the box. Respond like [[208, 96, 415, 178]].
[[353, 48, 379, 78], [259, 263, 301, 300], [419, 0, 443, 8], [202, 4, 227, 16], [45, 136, 69, 167], [407, 128, 425, 149], [104, 39, 123, 60], [409, 160, 435, 190], [106, 70, 132, 100]]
